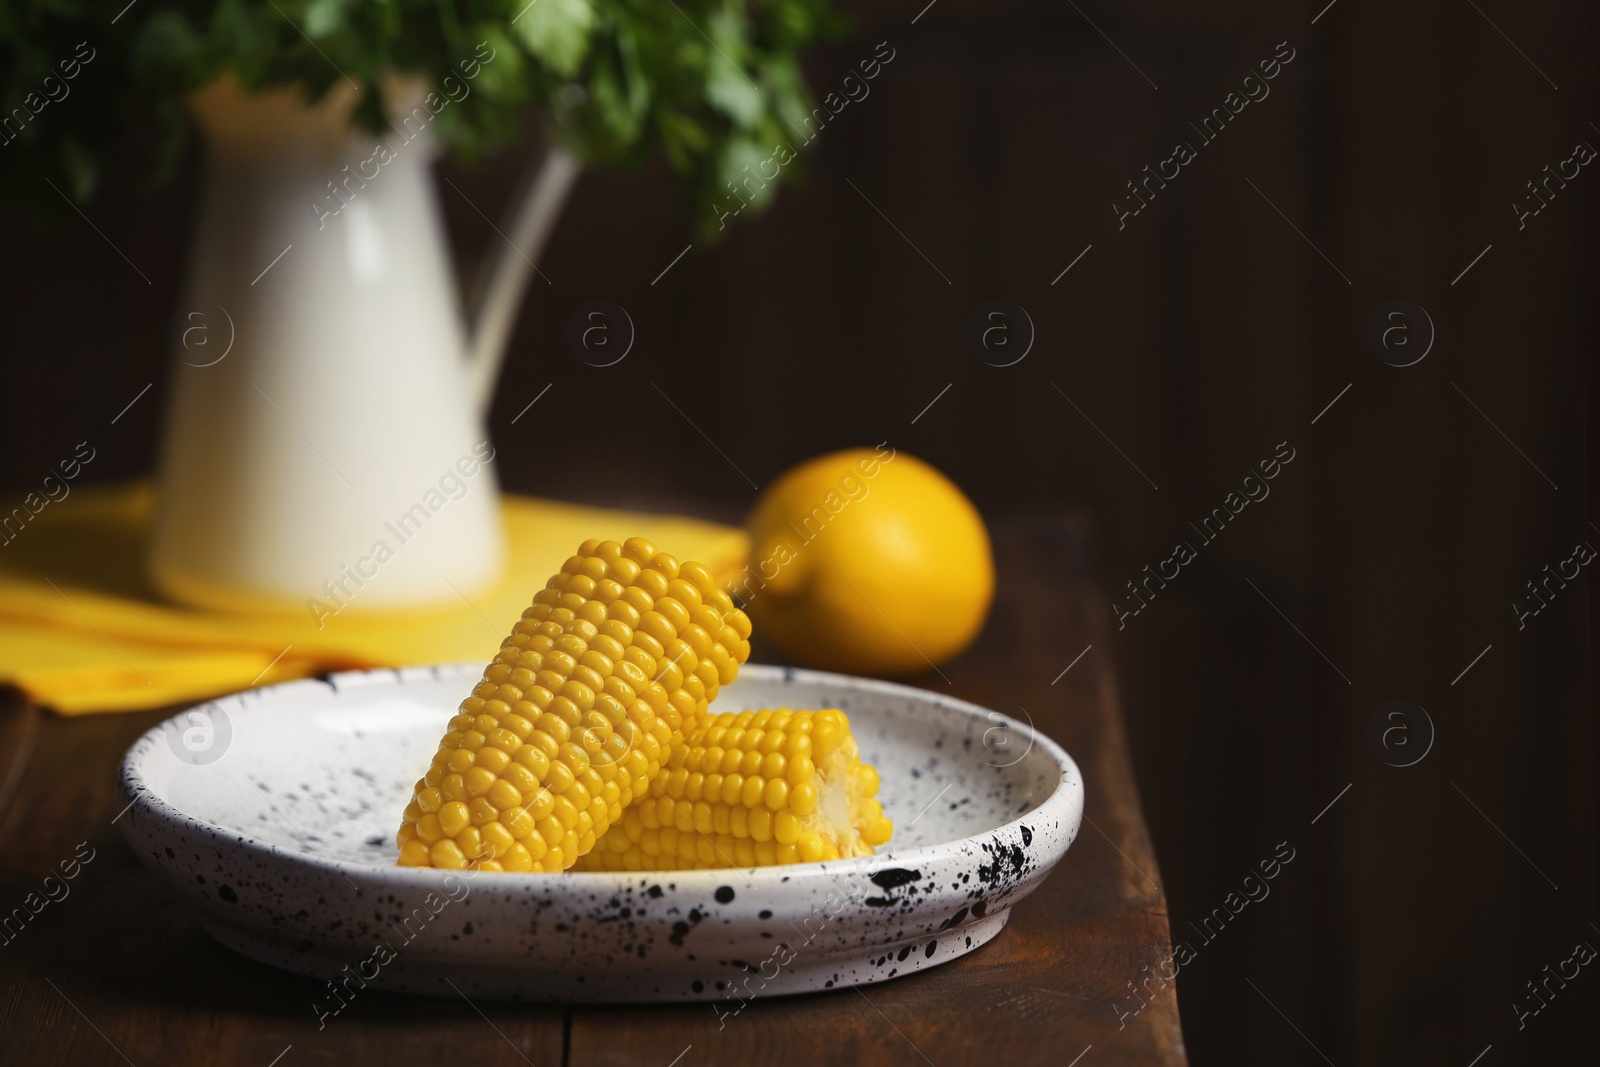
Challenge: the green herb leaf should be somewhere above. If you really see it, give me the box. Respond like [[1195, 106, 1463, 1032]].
[[303, 0, 355, 39], [3, 0, 848, 235], [512, 0, 597, 79]]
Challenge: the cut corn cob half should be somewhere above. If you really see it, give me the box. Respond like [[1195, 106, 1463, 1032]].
[[396, 537, 752, 872], [576, 708, 893, 871]]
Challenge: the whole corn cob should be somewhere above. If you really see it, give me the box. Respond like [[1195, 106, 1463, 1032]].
[[396, 537, 752, 872], [577, 708, 893, 871]]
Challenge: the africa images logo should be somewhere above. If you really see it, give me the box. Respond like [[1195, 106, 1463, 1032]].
[[567, 301, 635, 367], [967, 301, 1034, 367]]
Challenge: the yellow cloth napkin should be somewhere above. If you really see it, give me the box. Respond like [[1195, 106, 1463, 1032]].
[[0, 483, 747, 716]]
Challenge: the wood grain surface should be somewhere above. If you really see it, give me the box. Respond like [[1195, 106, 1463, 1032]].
[[0, 518, 1185, 1066]]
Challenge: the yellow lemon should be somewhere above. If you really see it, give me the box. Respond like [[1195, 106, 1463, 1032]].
[[739, 446, 994, 676]]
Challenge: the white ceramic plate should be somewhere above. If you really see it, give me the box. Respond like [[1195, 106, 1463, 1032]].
[[117, 664, 1083, 1003]]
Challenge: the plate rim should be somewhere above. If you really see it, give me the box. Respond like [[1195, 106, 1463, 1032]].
[[118, 662, 1084, 891]]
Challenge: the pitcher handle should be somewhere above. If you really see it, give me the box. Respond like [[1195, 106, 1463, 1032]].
[[464, 144, 583, 416]]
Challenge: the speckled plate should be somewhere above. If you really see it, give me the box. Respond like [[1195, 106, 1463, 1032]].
[[117, 663, 1083, 1003]]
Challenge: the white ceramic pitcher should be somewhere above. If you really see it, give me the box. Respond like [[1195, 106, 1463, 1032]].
[[149, 77, 578, 614]]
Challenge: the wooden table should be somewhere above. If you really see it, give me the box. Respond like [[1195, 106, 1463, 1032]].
[[0, 518, 1186, 1065]]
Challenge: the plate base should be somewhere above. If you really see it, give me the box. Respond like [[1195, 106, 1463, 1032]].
[[200, 910, 1012, 1003]]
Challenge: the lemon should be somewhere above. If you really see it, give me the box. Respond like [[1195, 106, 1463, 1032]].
[[739, 446, 994, 676]]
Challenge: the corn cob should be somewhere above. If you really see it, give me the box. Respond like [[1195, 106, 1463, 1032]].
[[396, 537, 753, 872], [577, 708, 893, 871]]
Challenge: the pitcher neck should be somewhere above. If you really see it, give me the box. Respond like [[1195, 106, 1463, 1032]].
[[189, 74, 439, 162]]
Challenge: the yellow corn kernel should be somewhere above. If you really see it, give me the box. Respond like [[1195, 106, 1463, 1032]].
[[790, 781, 818, 816], [430, 839, 468, 869], [576, 708, 891, 871], [437, 801, 471, 837], [396, 538, 751, 872], [398, 840, 430, 866], [796, 830, 826, 863], [482, 821, 516, 858]]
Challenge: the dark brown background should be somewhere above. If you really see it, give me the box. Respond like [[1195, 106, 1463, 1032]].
[[2, 1, 1595, 1063]]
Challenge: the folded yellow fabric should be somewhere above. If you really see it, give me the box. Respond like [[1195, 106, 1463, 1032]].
[[0, 483, 747, 716]]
